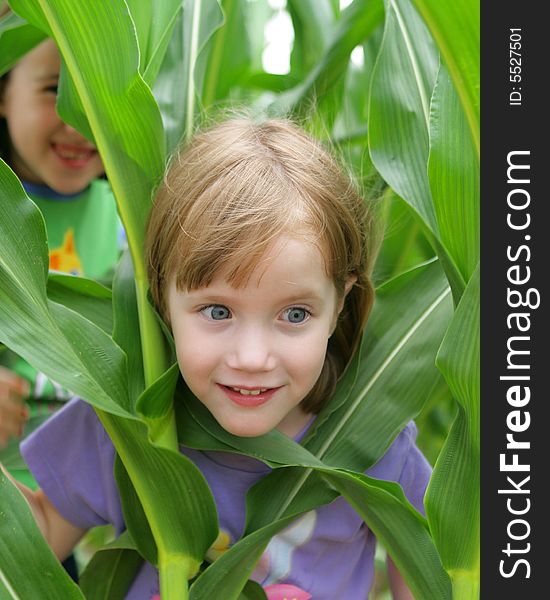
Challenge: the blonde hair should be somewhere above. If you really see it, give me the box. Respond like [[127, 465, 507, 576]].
[[146, 117, 376, 413]]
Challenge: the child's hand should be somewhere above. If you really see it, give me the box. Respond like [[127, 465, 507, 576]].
[[0, 366, 30, 448]]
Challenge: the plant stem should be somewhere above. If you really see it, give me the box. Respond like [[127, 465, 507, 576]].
[[451, 570, 479, 600], [159, 552, 191, 600], [135, 278, 167, 388]]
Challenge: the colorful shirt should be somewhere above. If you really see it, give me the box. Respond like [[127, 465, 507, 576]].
[[24, 179, 121, 279], [0, 180, 121, 487], [21, 398, 431, 599]]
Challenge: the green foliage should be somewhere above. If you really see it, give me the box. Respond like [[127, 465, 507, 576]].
[[0, 469, 84, 598], [0, 0, 479, 598]]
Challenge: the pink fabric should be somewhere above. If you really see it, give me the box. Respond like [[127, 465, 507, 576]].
[[264, 583, 312, 600]]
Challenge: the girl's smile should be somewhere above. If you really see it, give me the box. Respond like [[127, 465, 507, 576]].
[[51, 143, 99, 169], [168, 235, 343, 438], [217, 384, 282, 407]]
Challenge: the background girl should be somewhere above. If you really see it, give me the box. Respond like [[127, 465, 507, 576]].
[[0, 36, 121, 461]]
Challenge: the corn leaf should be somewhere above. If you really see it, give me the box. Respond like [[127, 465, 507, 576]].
[[368, 0, 438, 232], [287, 0, 334, 78], [187, 447, 451, 600], [46, 273, 113, 335], [411, 0, 479, 156], [0, 10, 45, 75], [0, 160, 131, 417], [429, 65, 479, 284], [368, 0, 467, 303], [374, 191, 435, 285], [201, 0, 251, 108], [428, 264, 480, 596], [111, 251, 145, 408], [151, 0, 224, 153], [189, 516, 297, 600], [125, 0, 182, 86], [97, 409, 219, 588], [271, 0, 384, 114], [322, 468, 451, 599], [0, 470, 84, 599], [179, 0, 224, 139], [79, 533, 143, 600]]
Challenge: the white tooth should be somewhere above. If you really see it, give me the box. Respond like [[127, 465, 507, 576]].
[[229, 387, 266, 396]]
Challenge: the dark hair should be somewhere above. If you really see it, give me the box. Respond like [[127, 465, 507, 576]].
[[0, 72, 11, 163]]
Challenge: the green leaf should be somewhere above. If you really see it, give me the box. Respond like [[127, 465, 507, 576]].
[[47, 273, 113, 335], [429, 65, 479, 284], [79, 535, 143, 600], [188, 444, 451, 600], [97, 409, 219, 591], [368, 0, 467, 301], [136, 362, 180, 445], [322, 468, 451, 600], [10, 0, 170, 390], [189, 516, 297, 600], [0, 10, 46, 75], [411, 0, 479, 156], [0, 160, 131, 417], [152, 0, 224, 154], [271, 0, 384, 115], [287, 0, 334, 78], [0, 470, 84, 599], [331, 29, 383, 143], [114, 455, 158, 566], [125, 0, 182, 86], [428, 265, 479, 595], [201, 0, 251, 108], [368, 0, 439, 233], [111, 251, 145, 408], [373, 190, 435, 286], [180, 0, 224, 140], [238, 580, 268, 600]]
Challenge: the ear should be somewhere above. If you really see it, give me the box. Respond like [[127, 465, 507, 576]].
[[337, 274, 357, 315], [330, 274, 357, 336]]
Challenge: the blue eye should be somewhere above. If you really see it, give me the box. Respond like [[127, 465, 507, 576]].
[[282, 307, 310, 324], [201, 305, 231, 320]]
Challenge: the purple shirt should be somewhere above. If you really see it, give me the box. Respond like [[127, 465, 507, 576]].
[[21, 398, 431, 599]]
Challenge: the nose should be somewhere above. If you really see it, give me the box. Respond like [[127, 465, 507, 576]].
[[61, 121, 87, 140], [225, 324, 277, 373]]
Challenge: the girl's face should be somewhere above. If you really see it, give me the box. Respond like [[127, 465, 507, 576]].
[[168, 236, 345, 438], [0, 39, 104, 194]]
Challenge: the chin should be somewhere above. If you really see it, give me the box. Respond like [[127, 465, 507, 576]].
[[221, 418, 273, 439]]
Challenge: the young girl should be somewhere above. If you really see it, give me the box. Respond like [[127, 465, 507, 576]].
[[0, 36, 121, 459], [15, 118, 430, 599]]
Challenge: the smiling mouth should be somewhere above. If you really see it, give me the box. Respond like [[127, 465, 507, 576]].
[[52, 143, 97, 162], [218, 384, 281, 406]]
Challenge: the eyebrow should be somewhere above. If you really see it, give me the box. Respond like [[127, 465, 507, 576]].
[[186, 288, 326, 305]]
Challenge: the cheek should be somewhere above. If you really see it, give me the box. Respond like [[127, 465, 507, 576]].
[[90, 154, 105, 178], [172, 324, 218, 384], [284, 333, 329, 386]]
